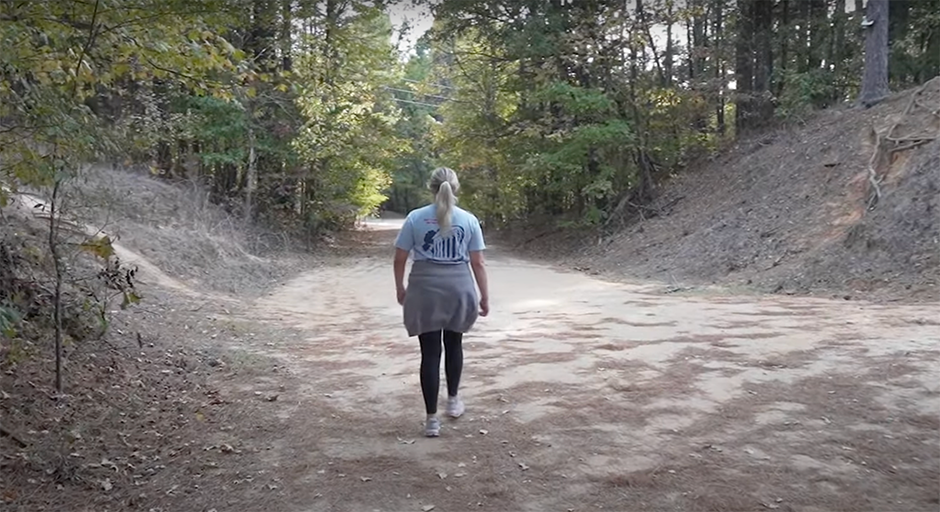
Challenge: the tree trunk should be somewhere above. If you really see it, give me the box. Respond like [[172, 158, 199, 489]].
[[628, 0, 638, 103], [280, 0, 293, 71], [735, 0, 754, 133], [831, 0, 847, 101], [664, 0, 674, 86], [888, 1, 911, 46], [752, 0, 773, 126], [776, 0, 789, 96], [888, 1, 912, 84], [692, 0, 707, 81], [639, 1, 665, 86], [244, 120, 257, 224], [714, 0, 725, 135], [797, 0, 811, 72], [806, 0, 827, 71], [858, 0, 890, 107], [49, 179, 64, 393]]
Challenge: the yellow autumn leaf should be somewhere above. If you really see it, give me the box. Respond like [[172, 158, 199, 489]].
[[79, 236, 115, 260]]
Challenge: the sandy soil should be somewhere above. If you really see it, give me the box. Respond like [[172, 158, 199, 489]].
[[3, 210, 938, 512], [220, 220, 940, 512]]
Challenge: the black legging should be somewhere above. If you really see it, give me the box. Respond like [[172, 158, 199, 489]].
[[418, 330, 463, 414]]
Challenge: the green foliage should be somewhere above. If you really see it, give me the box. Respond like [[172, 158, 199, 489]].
[[383, 44, 438, 214], [1, 0, 411, 235], [291, 4, 406, 223], [423, 13, 642, 225], [0, 305, 21, 339], [776, 69, 842, 119], [0, 0, 242, 177]]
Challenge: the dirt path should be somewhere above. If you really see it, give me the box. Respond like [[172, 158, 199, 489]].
[[231, 221, 938, 512]]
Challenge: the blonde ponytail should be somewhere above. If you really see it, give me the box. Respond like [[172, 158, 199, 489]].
[[435, 181, 456, 234], [429, 167, 460, 236]]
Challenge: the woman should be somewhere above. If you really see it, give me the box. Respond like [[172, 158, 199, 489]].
[[393, 167, 490, 438]]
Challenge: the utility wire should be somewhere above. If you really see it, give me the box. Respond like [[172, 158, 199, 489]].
[[389, 97, 442, 108], [382, 86, 451, 102], [402, 77, 457, 90]]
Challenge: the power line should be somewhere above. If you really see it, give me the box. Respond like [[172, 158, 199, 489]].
[[381, 86, 451, 102], [390, 97, 442, 108], [402, 78, 457, 91]]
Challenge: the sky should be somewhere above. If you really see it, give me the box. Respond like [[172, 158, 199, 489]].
[[386, 2, 435, 56]]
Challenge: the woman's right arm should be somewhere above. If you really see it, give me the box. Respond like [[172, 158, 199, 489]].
[[470, 251, 489, 316], [394, 248, 409, 304], [393, 215, 414, 305]]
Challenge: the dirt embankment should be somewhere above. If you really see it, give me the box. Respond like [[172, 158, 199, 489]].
[[69, 167, 318, 298], [508, 79, 940, 302], [0, 168, 318, 511], [2, 167, 939, 512]]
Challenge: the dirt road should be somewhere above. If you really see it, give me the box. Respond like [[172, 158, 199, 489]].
[[240, 221, 939, 512]]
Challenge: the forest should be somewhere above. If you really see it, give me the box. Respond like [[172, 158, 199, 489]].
[[2, 2, 940, 511], [2, 0, 938, 236]]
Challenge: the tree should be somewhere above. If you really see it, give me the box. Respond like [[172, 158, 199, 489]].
[[0, 0, 235, 391], [291, 3, 405, 229], [734, 0, 755, 131], [858, 0, 890, 107]]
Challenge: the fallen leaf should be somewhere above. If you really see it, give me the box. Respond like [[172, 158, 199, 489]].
[[437, 472, 447, 480], [518, 463, 530, 471], [479, 429, 489, 435], [360, 477, 372, 482], [422, 505, 436, 512]]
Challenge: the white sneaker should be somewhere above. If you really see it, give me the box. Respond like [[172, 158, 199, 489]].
[[425, 416, 441, 437], [446, 396, 465, 418]]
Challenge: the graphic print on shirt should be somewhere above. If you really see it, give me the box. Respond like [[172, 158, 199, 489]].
[[421, 226, 467, 262]]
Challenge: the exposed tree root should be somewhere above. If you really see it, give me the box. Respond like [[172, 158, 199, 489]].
[[866, 77, 940, 211]]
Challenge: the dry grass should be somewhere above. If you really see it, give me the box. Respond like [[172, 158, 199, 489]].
[[67, 166, 312, 297]]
